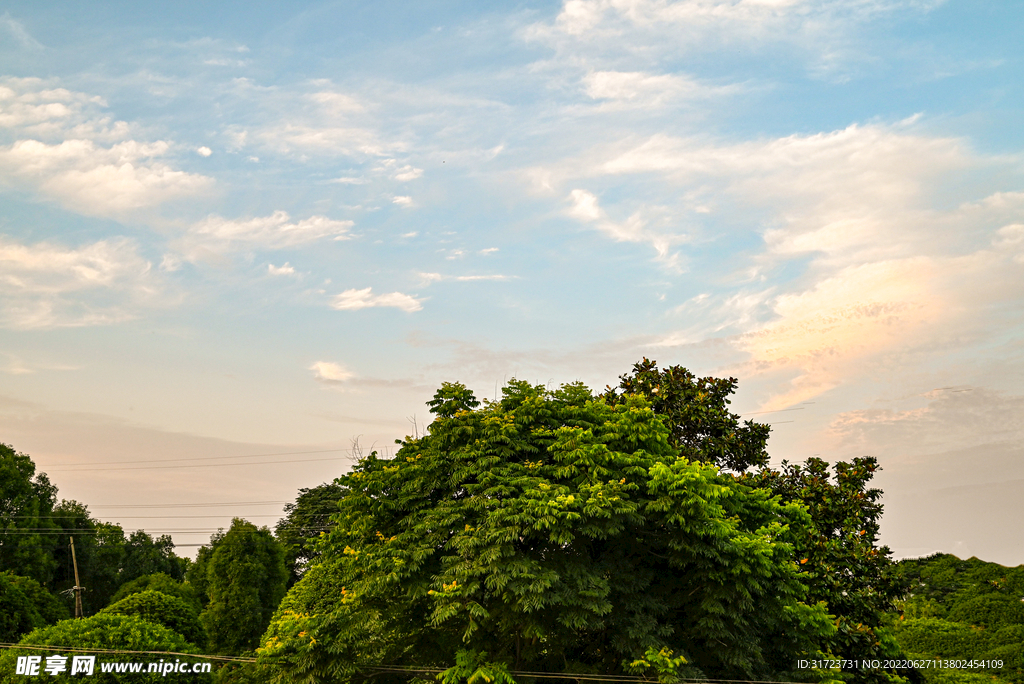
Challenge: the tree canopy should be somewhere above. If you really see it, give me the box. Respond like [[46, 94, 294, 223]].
[[202, 518, 287, 655], [260, 379, 835, 684], [100, 590, 205, 646], [0, 443, 58, 584], [601, 358, 770, 472]]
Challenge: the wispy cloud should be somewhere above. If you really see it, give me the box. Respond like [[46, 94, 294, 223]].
[[181, 211, 352, 260], [329, 287, 423, 313], [567, 188, 686, 267], [417, 272, 515, 286], [529, 0, 942, 77], [0, 13, 44, 50]]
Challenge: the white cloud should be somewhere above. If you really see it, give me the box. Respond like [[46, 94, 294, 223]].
[[181, 211, 353, 260], [393, 165, 423, 181], [196, 146, 212, 157], [392, 195, 413, 206], [0, 78, 213, 216], [309, 361, 355, 385], [268, 262, 296, 276], [0, 236, 160, 329], [238, 84, 404, 159], [329, 287, 423, 313], [525, 0, 944, 83], [582, 70, 737, 106]]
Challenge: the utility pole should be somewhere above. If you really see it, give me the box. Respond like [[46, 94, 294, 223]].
[[69, 536, 84, 618]]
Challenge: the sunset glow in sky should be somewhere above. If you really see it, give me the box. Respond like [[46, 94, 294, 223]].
[[2, 0, 1023, 561]]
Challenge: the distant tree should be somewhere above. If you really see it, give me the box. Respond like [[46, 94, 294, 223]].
[[601, 358, 770, 471], [202, 519, 287, 655], [260, 380, 835, 684], [186, 530, 225, 609], [896, 554, 1024, 684], [48, 500, 127, 614], [275, 482, 346, 586], [110, 572, 202, 614], [122, 530, 189, 583], [0, 443, 58, 583], [101, 590, 205, 646], [0, 614, 210, 684]]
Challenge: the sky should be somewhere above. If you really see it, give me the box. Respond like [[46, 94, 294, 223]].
[[1, 0, 1023, 563]]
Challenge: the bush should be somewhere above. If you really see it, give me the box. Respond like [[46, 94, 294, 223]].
[[100, 590, 205, 646]]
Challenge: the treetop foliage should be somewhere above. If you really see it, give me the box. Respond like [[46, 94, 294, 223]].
[[601, 358, 770, 471], [260, 379, 835, 684], [109, 572, 202, 615]]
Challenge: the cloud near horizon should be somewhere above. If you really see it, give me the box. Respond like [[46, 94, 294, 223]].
[[0, 236, 160, 329]]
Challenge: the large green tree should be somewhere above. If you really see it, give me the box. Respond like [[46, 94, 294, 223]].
[[110, 572, 202, 614], [260, 380, 834, 684], [201, 519, 287, 655], [0, 572, 67, 642]]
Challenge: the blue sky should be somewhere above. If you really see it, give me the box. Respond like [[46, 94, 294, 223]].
[[2, 0, 1023, 561]]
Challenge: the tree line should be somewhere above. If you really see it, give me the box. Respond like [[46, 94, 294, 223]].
[[1, 360, 1019, 684]]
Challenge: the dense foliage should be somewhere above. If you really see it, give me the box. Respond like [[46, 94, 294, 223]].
[[0, 614, 210, 683], [259, 380, 835, 684], [2, 571, 69, 629], [110, 572, 202, 614], [100, 589, 205, 646], [202, 519, 287, 655], [750, 458, 911, 683], [604, 361, 910, 683], [893, 554, 1024, 684]]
